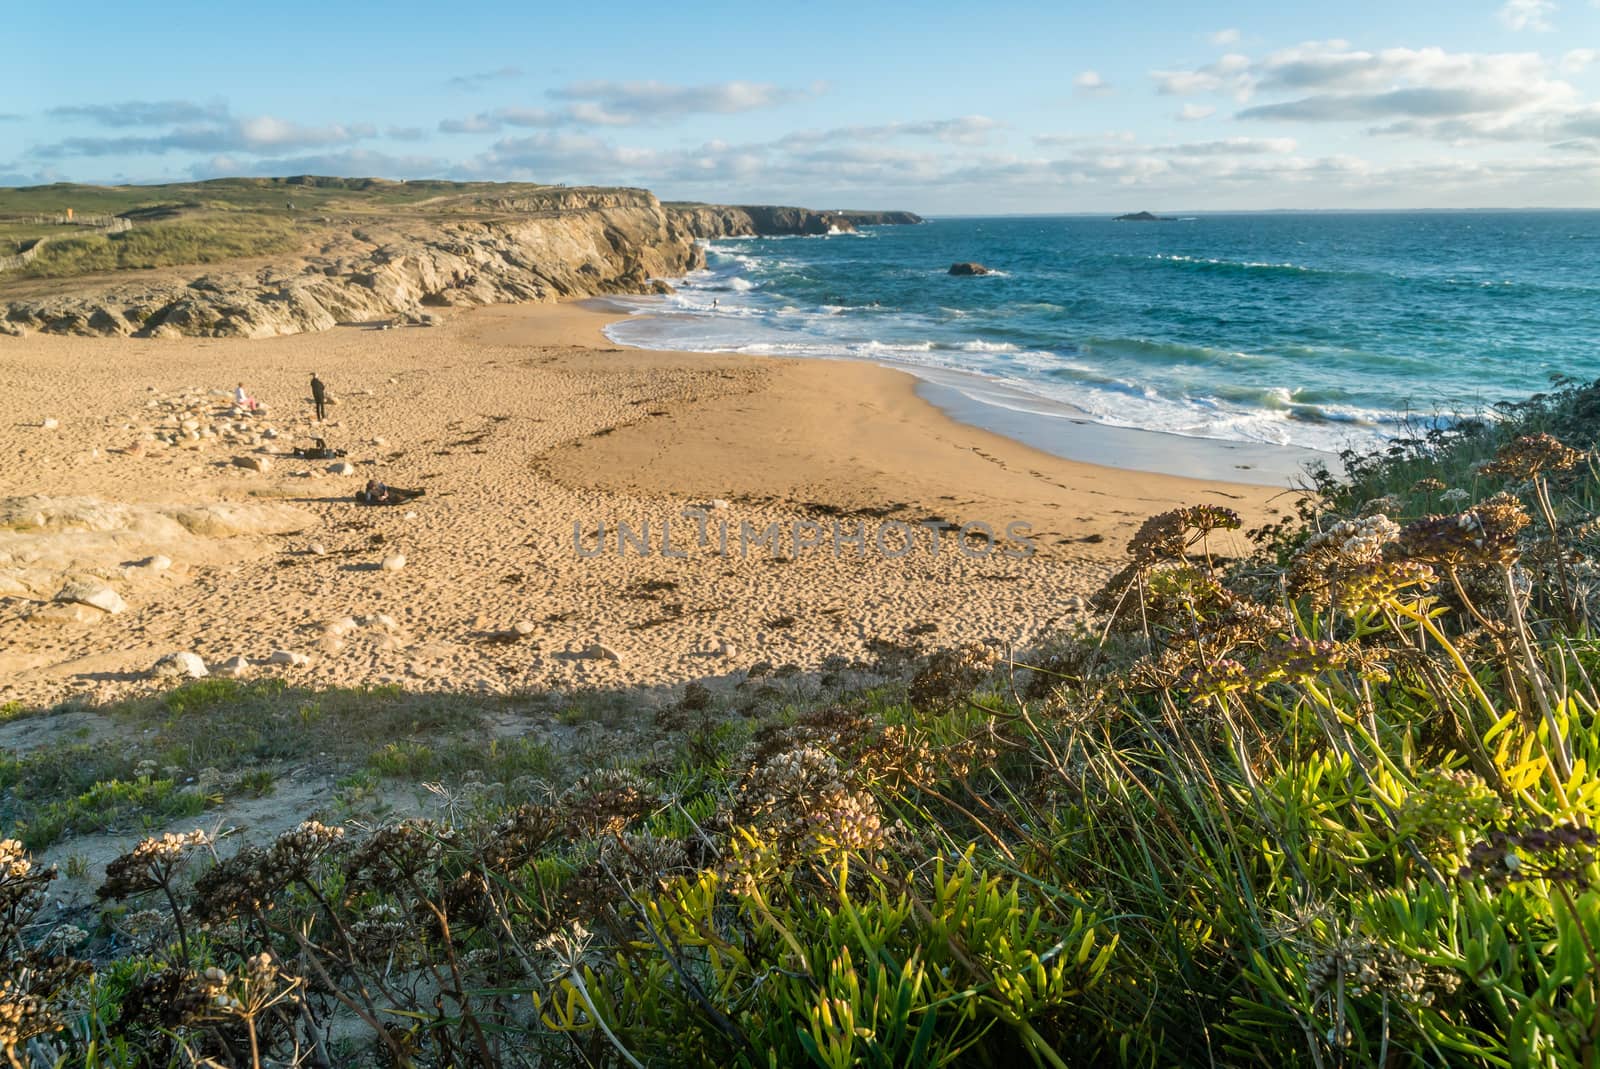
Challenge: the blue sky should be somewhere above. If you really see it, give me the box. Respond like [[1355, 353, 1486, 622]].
[[5, 0, 1599, 211]]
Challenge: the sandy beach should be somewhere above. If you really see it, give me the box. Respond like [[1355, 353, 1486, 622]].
[[0, 301, 1293, 709]]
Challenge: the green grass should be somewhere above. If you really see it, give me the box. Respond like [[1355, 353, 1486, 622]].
[[0, 176, 623, 282]]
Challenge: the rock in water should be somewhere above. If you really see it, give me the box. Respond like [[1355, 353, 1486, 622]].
[[948, 262, 992, 276], [54, 580, 127, 615], [152, 651, 208, 679]]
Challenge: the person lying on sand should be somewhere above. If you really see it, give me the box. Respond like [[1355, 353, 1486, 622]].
[[358, 478, 425, 506], [291, 437, 346, 460]]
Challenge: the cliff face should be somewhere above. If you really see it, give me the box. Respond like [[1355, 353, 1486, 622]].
[[666, 204, 854, 239], [3, 188, 706, 339], [1, 187, 921, 340]]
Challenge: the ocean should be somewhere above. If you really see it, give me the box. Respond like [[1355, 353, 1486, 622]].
[[603, 212, 1600, 462]]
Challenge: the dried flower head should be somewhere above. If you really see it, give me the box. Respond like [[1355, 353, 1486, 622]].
[[1461, 820, 1599, 890], [1480, 433, 1585, 481], [1126, 505, 1242, 565], [1398, 493, 1530, 568]]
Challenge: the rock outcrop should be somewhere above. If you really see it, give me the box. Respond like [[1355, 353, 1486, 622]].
[[948, 262, 993, 276], [836, 210, 924, 227], [4, 187, 706, 339], [2, 185, 922, 339], [666, 204, 855, 239]]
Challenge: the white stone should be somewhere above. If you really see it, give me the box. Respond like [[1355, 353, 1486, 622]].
[[40, 418, 59, 430], [583, 642, 622, 663], [717, 639, 738, 658], [513, 620, 537, 636], [54, 580, 126, 615], [213, 655, 251, 678], [152, 651, 208, 679], [372, 436, 387, 446], [267, 649, 310, 667], [381, 553, 406, 572], [308, 542, 327, 555], [710, 498, 731, 510], [374, 613, 400, 632], [327, 462, 356, 476], [326, 616, 358, 637], [233, 455, 271, 473]]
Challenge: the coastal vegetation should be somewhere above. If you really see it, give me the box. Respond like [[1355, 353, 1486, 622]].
[[5, 376, 1600, 1066]]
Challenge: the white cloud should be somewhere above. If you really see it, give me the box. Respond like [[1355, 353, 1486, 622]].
[[1151, 41, 1589, 145], [1564, 48, 1600, 72], [546, 80, 812, 122], [1152, 54, 1255, 100], [1074, 71, 1111, 93], [1498, 0, 1557, 30], [1177, 103, 1216, 121], [1209, 29, 1241, 46]]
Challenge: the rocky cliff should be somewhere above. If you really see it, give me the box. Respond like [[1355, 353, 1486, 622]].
[[666, 204, 855, 239], [1, 186, 921, 339], [2, 187, 705, 339]]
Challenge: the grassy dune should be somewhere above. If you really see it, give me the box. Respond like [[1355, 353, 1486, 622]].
[[0, 177, 598, 280], [5, 380, 1600, 1066]]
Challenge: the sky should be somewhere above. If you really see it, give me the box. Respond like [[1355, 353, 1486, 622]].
[[4, 0, 1600, 212]]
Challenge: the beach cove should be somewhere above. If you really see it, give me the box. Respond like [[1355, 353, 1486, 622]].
[[0, 300, 1292, 709]]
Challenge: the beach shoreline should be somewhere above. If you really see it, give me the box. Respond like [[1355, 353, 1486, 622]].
[[0, 299, 1294, 709], [587, 294, 1331, 487]]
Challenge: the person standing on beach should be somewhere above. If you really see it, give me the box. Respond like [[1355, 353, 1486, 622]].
[[310, 373, 327, 421]]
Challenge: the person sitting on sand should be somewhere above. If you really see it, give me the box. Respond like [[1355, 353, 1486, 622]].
[[234, 382, 259, 412], [359, 478, 424, 505]]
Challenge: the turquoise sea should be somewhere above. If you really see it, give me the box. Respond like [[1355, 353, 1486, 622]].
[[604, 212, 1600, 462]]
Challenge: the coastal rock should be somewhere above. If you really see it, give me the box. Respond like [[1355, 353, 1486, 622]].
[[152, 651, 208, 679], [54, 579, 127, 615], [1113, 211, 1175, 222], [948, 262, 992, 276]]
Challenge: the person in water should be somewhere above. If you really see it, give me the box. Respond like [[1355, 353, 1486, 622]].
[[310, 373, 327, 421]]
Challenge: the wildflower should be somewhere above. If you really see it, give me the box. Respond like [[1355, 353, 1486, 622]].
[[1479, 433, 1585, 480], [1126, 505, 1242, 565], [1440, 487, 1471, 506], [1398, 493, 1529, 568], [1305, 936, 1459, 1007], [564, 769, 658, 836], [1184, 658, 1253, 703], [1289, 514, 1401, 600], [99, 829, 211, 901], [907, 642, 1001, 708], [736, 744, 886, 861], [1460, 821, 1599, 890], [344, 819, 455, 893]]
